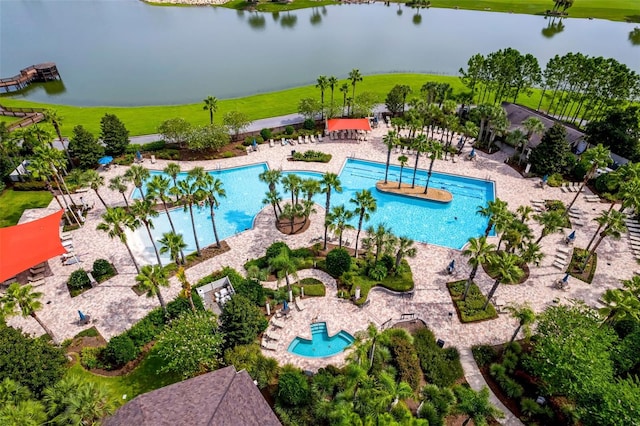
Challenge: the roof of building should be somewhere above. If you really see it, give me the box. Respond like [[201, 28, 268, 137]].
[[103, 366, 281, 426], [502, 102, 585, 148]]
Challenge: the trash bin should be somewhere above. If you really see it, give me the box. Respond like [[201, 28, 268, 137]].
[[291, 150, 296, 156], [436, 339, 445, 348]]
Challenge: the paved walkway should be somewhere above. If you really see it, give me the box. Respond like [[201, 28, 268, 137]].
[[6, 118, 637, 423]]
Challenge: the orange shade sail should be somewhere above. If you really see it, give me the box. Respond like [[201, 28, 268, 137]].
[[326, 118, 372, 132], [0, 210, 66, 282]]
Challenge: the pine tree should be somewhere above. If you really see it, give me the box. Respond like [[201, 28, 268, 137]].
[[100, 113, 130, 156], [68, 125, 104, 169], [529, 123, 571, 176]]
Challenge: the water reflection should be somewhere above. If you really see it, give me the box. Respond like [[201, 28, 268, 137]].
[[280, 12, 297, 29], [272, 11, 279, 21], [630, 28, 640, 46], [0, 80, 67, 99], [248, 13, 266, 30], [413, 12, 422, 25], [541, 17, 565, 38], [310, 9, 322, 26]]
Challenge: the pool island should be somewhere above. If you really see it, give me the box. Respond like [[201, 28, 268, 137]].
[[375, 181, 453, 203]]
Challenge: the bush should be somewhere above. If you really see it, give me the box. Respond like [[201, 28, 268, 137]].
[[472, 344, 497, 367], [389, 335, 422, 390], [325, 248, 352, 277], [260, 128, 272, 140], [234, 278, 266, 306], [292, 150, 332, 163], [243, 135, 264, 146], [154, 149, 180, 160], [142, 140, 166, 151], [12, 180, 48, 191], [221, 151, 235, 158], [502, 350, 519, 373], [166, 295, 204, 319], [0, 181, 5, 193], [368, 262, 388, 280], [413, 328, 464, 387], [572, 158, 591, 181], [80, 346, 104, 370], [126, 314, 163, 348], [277, 366, 310, 407], [447, 280, 497, 323], [104, 334, 138, 367], [92, 259, 114, 280], [290, 247, 314, 259], [284, 125, 294, 135], [114, 153, 134, 165], [265, 242, 291, 260], [546, 172, 564, 187], [303, 118, 316, 130], [68, 269, 90, 291]]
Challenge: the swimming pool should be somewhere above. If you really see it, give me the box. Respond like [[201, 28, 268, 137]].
[[287, 322, 355, 358], [130, 158, 495, 263]]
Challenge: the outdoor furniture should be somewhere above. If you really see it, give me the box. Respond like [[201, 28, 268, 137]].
[[30, 266, 45, 275], [30, 279, 45, 287], [151, 155, 156, 164], [29, 274, 44, 282], [269, 139, 275, 147], [294, 296, 306, 311], [271, 318, 286, 329], [261, 338, 277, 351], [265, 331, 279, 341]]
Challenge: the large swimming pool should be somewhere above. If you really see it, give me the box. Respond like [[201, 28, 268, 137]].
[[130, 159, 494, 262], [288, 322, 355, 358]]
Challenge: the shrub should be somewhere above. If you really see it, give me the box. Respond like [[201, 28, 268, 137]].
[[114, 153, 134, 165], [572, 158, 591, 181], [325, 248, 352, 277], [290, 247, 314, 259], [166, 295, 204, 319], [277, 366, 310, 406], [68, 269, 90, 291], [546, 172, 564, 187], [303, 118, 316, 130], [92, 259, 114, 279], [292, 150, 332, 163], [142, 140, 166, 151], [260, 128, 272, 140], [490, 362, 507, 379], [221, 151, 235, 158], [266, 242, 291, 260], [0, 181, 5, 193], [502, 350, 519, 374], [413, 328, 464, 387], [104, 334, 138, 367], [154, 149, 180, 160], [389, 335, 422, 390], [502, 377, 524, 398], [12, 180, 48, 191], [243, 135, 264, 146], [505, 341, 522, 355], [472, 344, 497, 367], [234, 278, 266, 306], [368, 262, 388, 280], [285, 126, 295, 135], [80, 346, 104, 370], [126, 315, 163, 348]]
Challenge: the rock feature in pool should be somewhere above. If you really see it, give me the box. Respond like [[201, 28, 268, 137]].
[[375, 181, 453, 203], [287, 322, 355, 358]]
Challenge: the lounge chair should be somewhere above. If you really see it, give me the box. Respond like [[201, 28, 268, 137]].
[[269, 139, 275, 147], [272, 318, 286, 329], [30, 279, 45, 287], [317, 135, 323, 142], [298, 136, 303, 144], [394, 145, 400, 154], [281, 138, 286, 146], [261, 338, 277, 351], [151, 155, 156, 164], [265, 331, 279, 341], [29, 274, 44, 282], [553, 260, 566, 269], [294, 296, 306, 311], [30, 266, 45, 275], [557, 247, 572, 255]]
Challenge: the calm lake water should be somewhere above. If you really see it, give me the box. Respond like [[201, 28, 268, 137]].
[[1, 0, 638, 106]]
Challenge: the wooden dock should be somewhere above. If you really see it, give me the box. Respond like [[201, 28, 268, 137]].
[[0, 104, 46, 131], [0, 63, 60, 93]]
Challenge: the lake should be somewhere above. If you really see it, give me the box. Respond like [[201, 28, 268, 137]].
[[1, 0, 638, 106]]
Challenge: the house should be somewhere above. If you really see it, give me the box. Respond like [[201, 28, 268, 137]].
[[103, 365, 282, 426], [195, 275, 235, 315]]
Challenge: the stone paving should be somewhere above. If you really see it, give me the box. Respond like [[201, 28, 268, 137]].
[[6, 123, 637, 424]]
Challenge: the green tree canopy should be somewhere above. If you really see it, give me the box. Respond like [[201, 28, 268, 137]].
[[219, 295, 267, 348], [529, 123, 571, 176], [158, 118, 192, 146], [223, 111, 252, 140], [68, 125, 104, 169], [186, 124, 230, 152], [585, 106, 640, 161], [100, 113, 130, 156]]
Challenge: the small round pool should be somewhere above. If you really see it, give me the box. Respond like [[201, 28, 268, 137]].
[[287, 322, 355, 358]]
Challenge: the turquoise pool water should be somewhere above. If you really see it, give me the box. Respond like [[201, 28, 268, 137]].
[[288, 322, 355, 358], [132, 158, 494, 262]]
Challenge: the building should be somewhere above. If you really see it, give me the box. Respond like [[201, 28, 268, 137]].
[[195, 275, 235, 315], [103, 365, 281, 426]]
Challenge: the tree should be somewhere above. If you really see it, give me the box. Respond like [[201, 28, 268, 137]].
[[176, 267, 196, 313], [159, 231, 187, 265], [320, 172, 342, 250], [462, 236, 496, 300], [585, 106, 640, 161], [533, 210, 565, 243], [108, 175, 129, 207], [277, 365, 310, 407], [482, 252, 523, 310], [397, 154, 409, 188], [453, 385, 503, 426], [223, 110, 252, 140], [202, 95, 218, 125], [410, 134, 429, 188], [505, 303, 536, 343], [124, 164, 150, 199], [348, 69, 364, 108], [219, 295, 267, 348], [130, 199, 162, 266], [146, 174, 177, 234], [383, 131, 399, 184], [97, 207, 140, 273], [100, 113, 129, 156], [1, 284, 58, 345], [366, 223, 396, 262], [327, 75, 339, 110], [155, 311, 224, 378], [0, 399, 47, 426], [68, 125, 104, 169], [43, 376, 116, 425], [477, 198, 509, 237], [198, 173, 226, 248], [42, 109, 71, 162], [598, 289, 640, 325], [84, 169, 108, 209], [186, 124, 230, 152], [263, 190, 282, 218], [316, 75, 329, 120], [259, 168, 282, 193], [350, 189, 377, 258], [223, 344, 279, 389], [163, 162, 181, 201], [581, 209, 626, 271], [158, 117, 192, 147], [135, 264, 170, 318], [326, 205, 354, 249], [567, 144, 612, 212], [521, 116, 545, 156], [268, 248, 300, 293], [176, 168, 205, 256], [297, 98, 322, 120], [352, 91, 378, 118], [423, 139, 443, 193], [339, 82, 350, 116], [394, 236, 417, 270], [385, 84, 412, 116], [528, 123, 571, 176]]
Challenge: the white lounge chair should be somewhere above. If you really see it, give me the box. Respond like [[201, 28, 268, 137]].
[[557, 247, 572, 255], [553, 260, 567, 269], [272, 318, 286, 329], [294, 296, 306, 311], [261, 338, 277, 351], [281, 138, 286, 146], [30, 266, 45, 275], [318, 135, 323, 142], [29, 274, 44, 282], [30, 279, 45, 287], [151, 155, 156, 164], [269, 139, 275, 147], [265, 330, 279, 341]]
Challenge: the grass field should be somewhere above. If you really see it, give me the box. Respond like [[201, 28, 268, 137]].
[[0, 73, 557, 137], [0, 189, 53, 228]]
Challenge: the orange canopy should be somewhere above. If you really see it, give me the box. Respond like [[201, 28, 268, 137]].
[[326, 118, 372, 132], [0, 210, 66, 282]]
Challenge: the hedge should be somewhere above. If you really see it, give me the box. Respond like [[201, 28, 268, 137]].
[[447, 280, 497, 323]]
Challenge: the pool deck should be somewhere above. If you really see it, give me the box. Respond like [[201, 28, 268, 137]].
[[5, 124, 636, 414]]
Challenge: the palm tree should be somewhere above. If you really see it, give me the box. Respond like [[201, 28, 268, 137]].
[[339, 82, 350, 116], [108, 175, 129, 207], [457, 120, 479, 154], [453, 385, 503, 426], [43, 376, 116, 425], [2, 283, 58, 344], [146, 174, 177, 233], [258, 168, 282, 193], [348, 69, 363, 107], [598, 289, 640, 325], [516, 205, 534, 224], [176, 168, 205, 256], [423, 139, 443, 193], [198, 173, 226, 248], [0, 399, 47, 426], [135, 265, 170, 318], [262, 190, 282, 218], [281, 173, 302, 207], [159, 231, 187, 265], [581, 209, 626, 271], [42, 109, 72, 162], [397, 155, 409, 189], [130, 199, 162, 266], [302, 178, 321, 202], [97, 207, 140, 273], [368, 223, 395, 262], [462, 236, 496, 300], [410, 134, 429, 188], [202, 95, 218, 125], [27, 156, 74, 225], [521, 116, 545, 158], [327, 205, 354, 248], [268, 249, 300, 292], [301, 199, 317, 226], [163, 162, 182, 202], [350, 189, 377, 258], [394, 236, 416, 270], [477, 198, 509, 237], [176, 267, 196, 313], [316, 75, 329, 120], [321, 172, 343, 250], [533, 210, 565, 243], [377, 372, 413, 410], [520, 241, 544, 266], [567, 144, 612, 212], [328, 75, 338, 110], [617, 178, 640, 214], [84, 169, 108, 209], [124, 164, 150, 199], [482, 252, 523, 310], [505, 303, 536, 343], [382, 131, 399, 184]]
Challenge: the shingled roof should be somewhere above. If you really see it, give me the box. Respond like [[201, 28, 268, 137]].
[[103, 366, 281, 426], [502, 102, 585, 148]]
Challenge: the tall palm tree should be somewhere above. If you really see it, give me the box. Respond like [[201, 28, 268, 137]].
[[146, 174, 177, 234], [581, 209, 626, 271], [262, 190, 282, 218], [348, 69, 363, 107], [176, 267, 196, 313], [350, 189, 377, 258], [84, 169, 108, 209], [28, 125, 55, 150], [2, 284, 59, 344], [410, 134, 429, 188], [42, 109, 72, 162], [516, 205, 534, 224], [368, 223, 395, 262], [423, 139, 443, 193], [567, 144, 612, 212], [159, 231, 187, 265], [268, 249, 300, 292], [457, 120, 479, 154], [505, 303, 536, 343], [321, 172, 342, 250], [477, 198, 509, 237], [281, 173, 302, 207], [27, 156, 75, 225], [462, 236, 496, 300], [163, 162, 182, 202], [130, 199, 162, 266], [97, 207, 140, 273], [617, 178, 640, 214], [176, 168, 206, 256], [258, 168, 282, 193], [397, 155, 409, 189], [521, 116, 545, 159], [453, 385, 503, 426], [0, 399, 47, 426], [135, 265, 170, 318], [124, 164, 150, 199], [533, 210, 565, 243], [108, 175, 130, 207], [326, 205, 354, 248], [394, 236, 416, 270], [301, 199, 316, 226], [382, 131, 399, 184], [482, 251, 523, 310], [202, 95, 218, 125], [316, 75, 329, 120], [198, 173, 226, 248], [598, 289, 640, 325], [376, 371, 413, 410], [301, 178, 321, 202], [328, 75, 338, 111]]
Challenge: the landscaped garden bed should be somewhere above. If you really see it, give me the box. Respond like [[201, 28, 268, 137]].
[[67, 259, 117, 297], [567, 247, 597, 283], [447, 280, 497, 323]]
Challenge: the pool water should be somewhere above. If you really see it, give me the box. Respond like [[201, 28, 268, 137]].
[[288, 322, 355, 358]]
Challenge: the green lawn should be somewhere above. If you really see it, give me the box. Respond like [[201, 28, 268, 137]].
[[0, 73, 558, 137], [0, 189, 53, 228], [0, 116, 20, 125]]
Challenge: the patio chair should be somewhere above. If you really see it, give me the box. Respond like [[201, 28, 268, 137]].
[[30, 279, 45, 287], [265, 330, 279, 341], [269, 139, 275, 147], [318, 135, 323, 142], [261, 338, 277, 351], [281, 138, 286, 146], [29, 274, 44, 282], [272, 318, 286, 329], [298, 136, 303, 144], [151, 155, 156, 164], [30, 266, 45, 275], [294, 296, 306, 311]]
